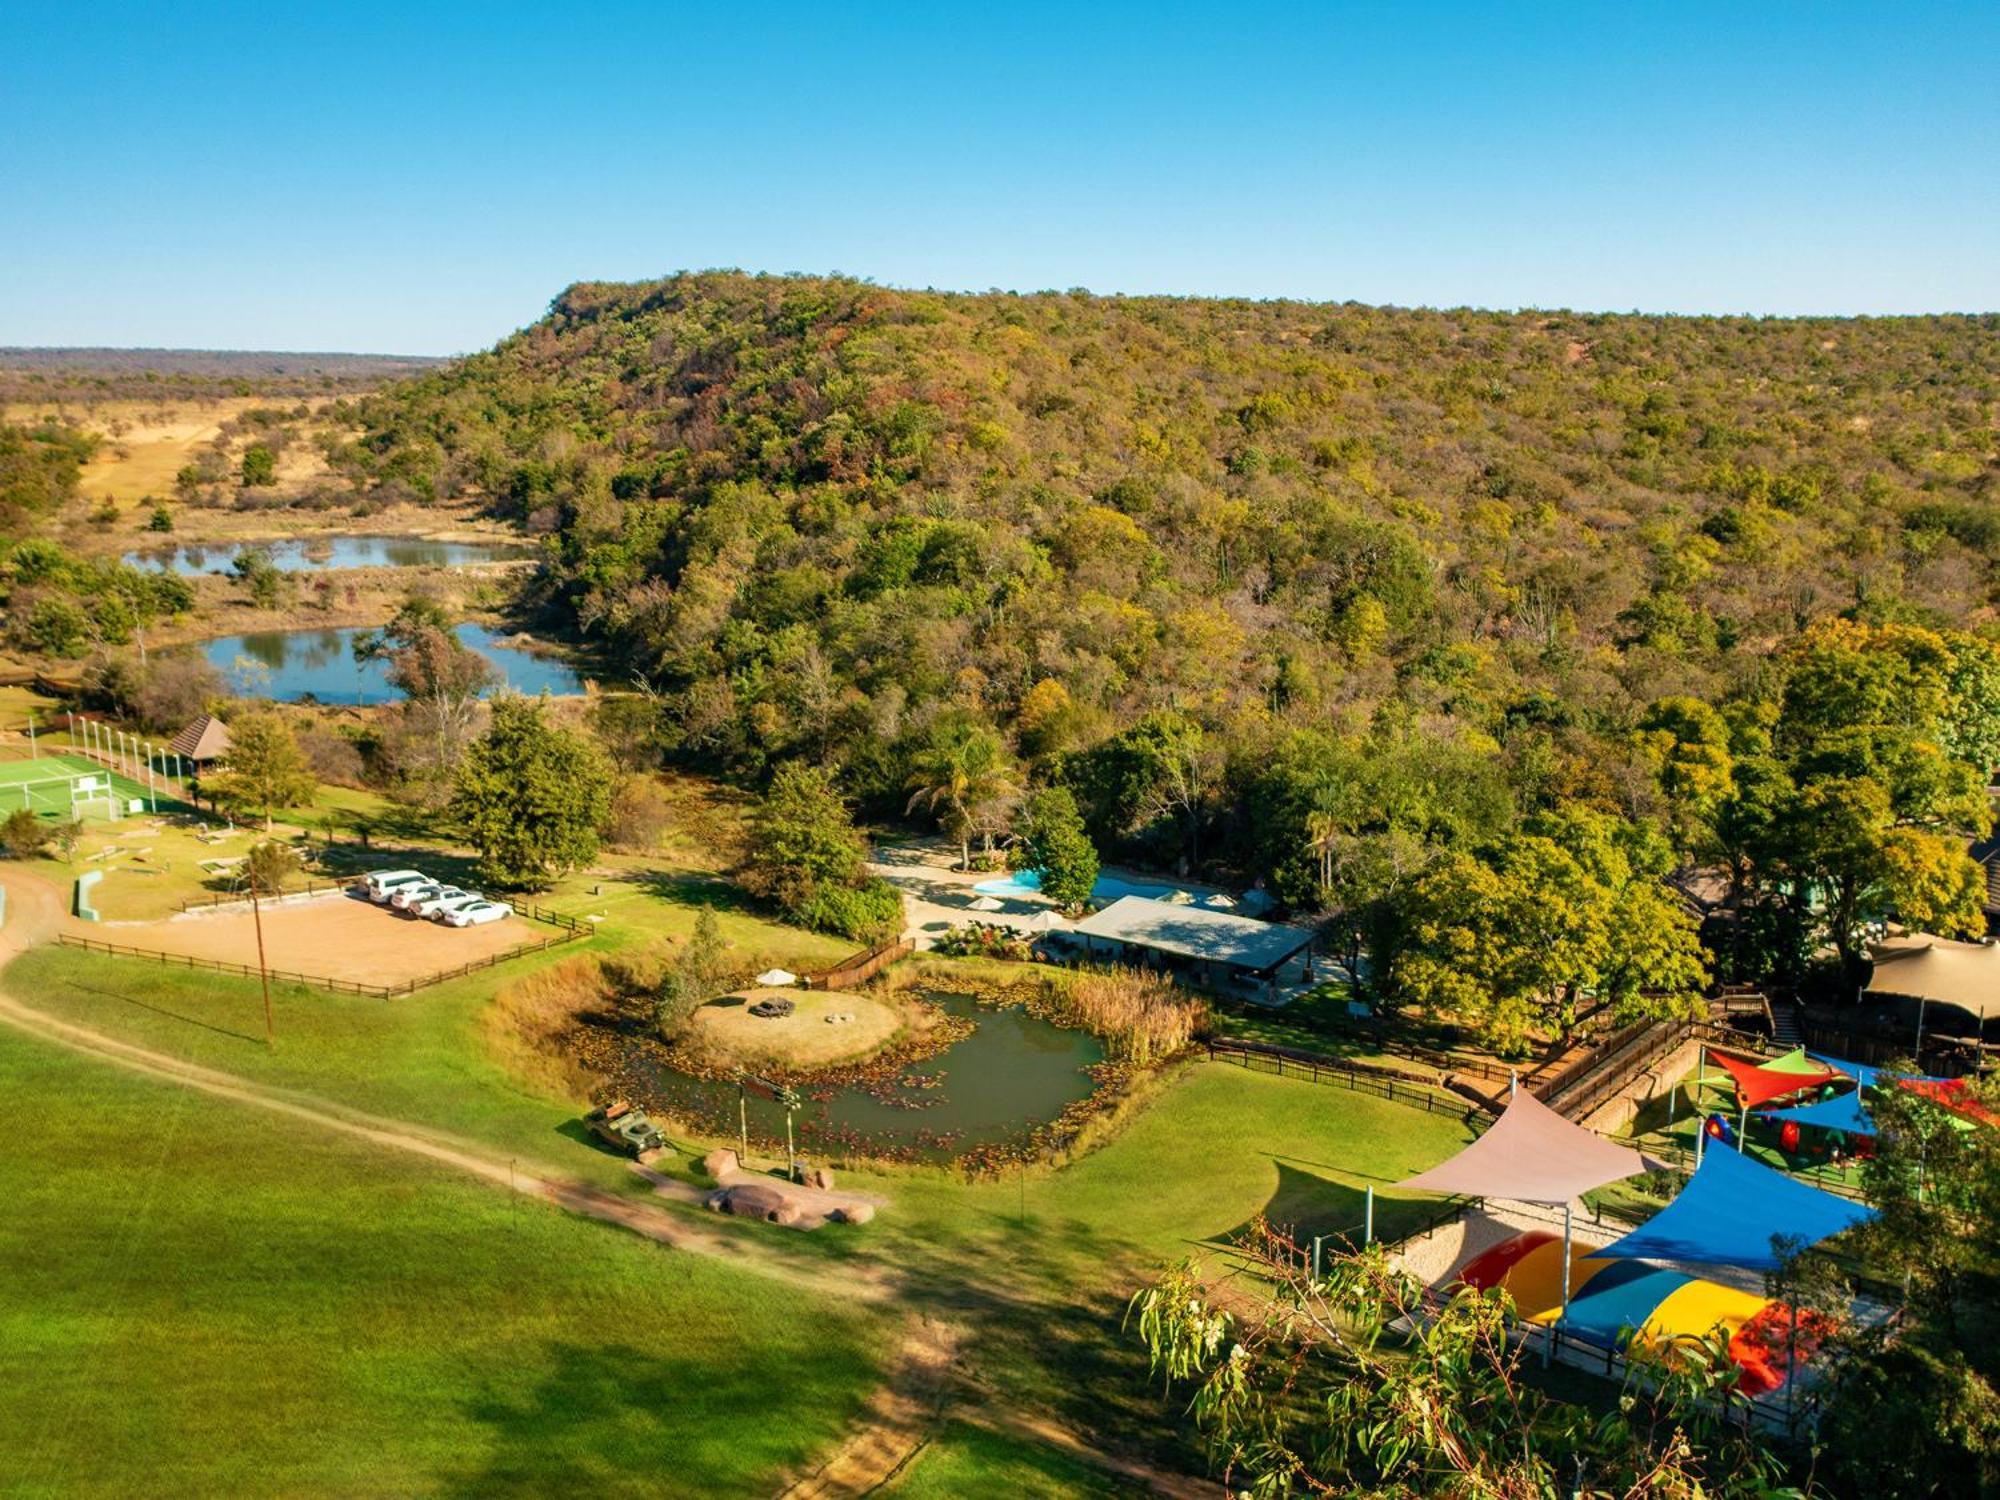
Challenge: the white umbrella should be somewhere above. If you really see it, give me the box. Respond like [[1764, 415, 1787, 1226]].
[[754, 968, 798, 987], [1025, 909, 1071, 931], [968, 896, 1005, 912], [1163, 889, 1196, 905], [1203, 893, 1237, 909]]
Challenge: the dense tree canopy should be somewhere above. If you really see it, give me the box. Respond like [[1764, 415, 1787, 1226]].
[[450, 696, 613, 890]]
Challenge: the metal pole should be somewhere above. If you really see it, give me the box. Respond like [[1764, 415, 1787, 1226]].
[[1509, 1069, 1518, 1100], [1915, 998, 1928, 1068], [1559, 1202, 1574, 1356], [1364, 1184, 1375, 1244], [785, 1108, 796, 1182], [251, 878, 274, 1048], [1695, 1045, 1708, 1165], [737, 1081, 748, 1163], [1311, 1234, 1323, 1281], [26, 713, 35, 756]]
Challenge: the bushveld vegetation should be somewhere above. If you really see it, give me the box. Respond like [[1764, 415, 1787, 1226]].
[[329, 273, 1998, 1029]]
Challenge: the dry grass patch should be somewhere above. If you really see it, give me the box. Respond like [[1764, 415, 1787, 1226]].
[[483, 954, 613, 1101]]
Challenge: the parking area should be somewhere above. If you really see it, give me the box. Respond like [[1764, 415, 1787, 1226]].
[[97, 889, 534, 988]]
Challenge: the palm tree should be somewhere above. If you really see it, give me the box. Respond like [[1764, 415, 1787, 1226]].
[[906, 718, 1022, 871]]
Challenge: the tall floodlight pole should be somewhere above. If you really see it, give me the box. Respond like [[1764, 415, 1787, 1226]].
[[250, 860, 275, 1048], [144, 741, 157, 813]]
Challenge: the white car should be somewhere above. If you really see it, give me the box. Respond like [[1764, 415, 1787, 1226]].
[[441, 900, 513, 928], [390, 880, 449, 912], [408, 886, 478, 920], [363, 870, 428, 904]]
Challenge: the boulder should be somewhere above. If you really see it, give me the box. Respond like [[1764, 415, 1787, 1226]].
[[833, 1202, 875, 1226], [716, 1182, 790, 1220], [805, 1166, 836, 1191], [701, 1148, 740, 1182]]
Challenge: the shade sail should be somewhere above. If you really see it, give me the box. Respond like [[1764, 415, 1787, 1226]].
[[1587, 1141, 1876, 1270], [1899, 1077, 2000, 1128], [1396, 1088, 1650, 1205], [1868, 933, 2000, 1019], [1707, 1047, 1834, 1109], [1459, 1231, 1798, 1392], [1807, 1051, 1892, 1088], [1756, 1089, 1876, 1137]]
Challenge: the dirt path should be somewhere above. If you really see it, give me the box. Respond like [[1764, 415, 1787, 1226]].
[[0, 866, 1210, 1497], [0, 868, 890, 1299]]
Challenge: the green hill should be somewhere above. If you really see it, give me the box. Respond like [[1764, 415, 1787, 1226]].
[[342, 272, 2000, 851]]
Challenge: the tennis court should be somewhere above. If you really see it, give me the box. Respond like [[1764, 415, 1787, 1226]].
[[0, 754, 177, 821]]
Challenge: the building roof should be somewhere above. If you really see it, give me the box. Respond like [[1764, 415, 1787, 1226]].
[[1396, 1087, 1652, 1205], [1068, 895, 1315, 972], [166, 714, 232, 761], [1867, 933, 2000, 1020]]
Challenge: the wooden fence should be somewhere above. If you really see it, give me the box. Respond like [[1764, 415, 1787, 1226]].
[[57, 901, 590, 999], [806, 938, 915, 991], [1203, 1036, 1479, 1121]]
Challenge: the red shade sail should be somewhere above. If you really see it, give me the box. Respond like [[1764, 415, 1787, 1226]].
[[1708, 1048, 1833, 1110]]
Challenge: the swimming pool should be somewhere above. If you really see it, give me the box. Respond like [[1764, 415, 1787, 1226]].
[[973, 869, 1192, 903]]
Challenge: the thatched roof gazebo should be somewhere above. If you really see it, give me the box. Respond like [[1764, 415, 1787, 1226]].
[[166, 714, 232, 766]]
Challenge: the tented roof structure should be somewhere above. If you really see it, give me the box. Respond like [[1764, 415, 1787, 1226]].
[[1757, 1090, 1876, 1137], [1899, 1076, 2000, 1128], [1588, 1141, 1876, 1271], [1069, 896, 1316, 974], [166, 713, 232, 763], [1396, 1088, 1651, 1205], [1708, 1047, 1834, 1109], [1867, 934, 2000, 1020], [1807, 1050, 1893, 1088]]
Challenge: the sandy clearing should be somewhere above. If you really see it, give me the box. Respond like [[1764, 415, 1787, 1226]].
[[690, 987, 899, 1069], [97, 889, 540, 987]]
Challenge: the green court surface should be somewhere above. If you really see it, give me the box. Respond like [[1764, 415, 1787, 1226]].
[[0, 753, 177, 820]]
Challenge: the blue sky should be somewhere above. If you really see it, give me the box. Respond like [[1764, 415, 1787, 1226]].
[[3, 2, 1995, 354]]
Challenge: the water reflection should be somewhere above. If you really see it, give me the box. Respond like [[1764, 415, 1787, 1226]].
[[192, 622, 582, 703], [126, 535, 532, 574]]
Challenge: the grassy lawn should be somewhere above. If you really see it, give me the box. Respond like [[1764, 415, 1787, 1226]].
[[886, 1421, 1143, 1497], [0, 1025, 886, 1499], [2, 938, 1478, 1483]]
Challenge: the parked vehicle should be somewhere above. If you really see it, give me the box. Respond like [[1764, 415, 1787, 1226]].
[[407, 886, 476, 919], [441, 900, 513, 928], [585, 1101, 666, 1158], [363, 870, 428, 904], [390, 880, 447, 912], [419, 891, 487, 922]]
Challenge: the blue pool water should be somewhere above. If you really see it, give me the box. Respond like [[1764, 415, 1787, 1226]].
[[974, 869, 1191, 903]]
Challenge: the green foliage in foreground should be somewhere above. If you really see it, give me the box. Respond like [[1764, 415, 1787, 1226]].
[[0, 1028, 885, 1497], [1131, 1236, 1798, 1498]]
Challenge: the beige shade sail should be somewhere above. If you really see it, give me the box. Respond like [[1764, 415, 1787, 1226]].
[[1396, 1088, 1652, 1205], [1868, 933, 2000, 1020]]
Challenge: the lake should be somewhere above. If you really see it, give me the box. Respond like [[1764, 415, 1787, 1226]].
[[125, 535, 533, 574], [627, 991, 1106, 1162], [195, 622, 583, 703]]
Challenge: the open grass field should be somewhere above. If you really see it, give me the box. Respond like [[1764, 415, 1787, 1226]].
[[0, 1024, 887, 1499], [3, 397, 340, 507], [885, 1421, 1141, 1497]]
